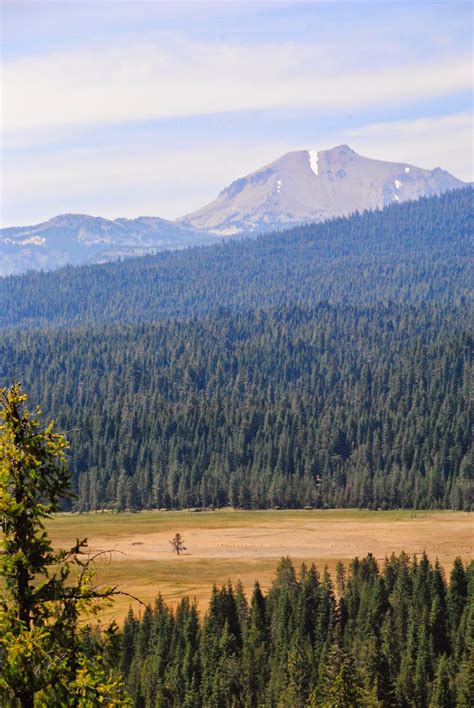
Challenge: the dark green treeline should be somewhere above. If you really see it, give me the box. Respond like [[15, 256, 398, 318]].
[[1, 188, 471, 330], [85, 553, 473, 707], [2, 303, 472, 511]]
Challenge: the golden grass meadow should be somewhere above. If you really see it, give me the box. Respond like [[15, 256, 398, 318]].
[[46, 508, 473, 621]]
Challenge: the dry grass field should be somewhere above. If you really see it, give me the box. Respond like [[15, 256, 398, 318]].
[[46, 509, 473, 621]]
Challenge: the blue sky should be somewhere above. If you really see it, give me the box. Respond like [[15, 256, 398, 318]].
[[1, 0, 472, 226]]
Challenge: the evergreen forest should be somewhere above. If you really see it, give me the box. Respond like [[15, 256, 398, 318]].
[[0, 189, 472, 510], [95, 553, 473, 707], [1, 303, 471, 511]]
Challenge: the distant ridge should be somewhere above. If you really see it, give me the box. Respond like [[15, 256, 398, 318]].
[[0, 213, 212, 277]]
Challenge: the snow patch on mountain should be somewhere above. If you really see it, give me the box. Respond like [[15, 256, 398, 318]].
[[2, 235, 46, 247], [308, 150, 319, 176]]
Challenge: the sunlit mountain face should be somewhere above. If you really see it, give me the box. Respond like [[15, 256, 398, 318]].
[[179, 145, 466, 235]]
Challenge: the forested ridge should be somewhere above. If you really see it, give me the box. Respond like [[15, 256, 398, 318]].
[[2, 303, 471, 510], [1, 188, 471, 329], [90, 553, 473, 707], [1, 189, 472, 510]]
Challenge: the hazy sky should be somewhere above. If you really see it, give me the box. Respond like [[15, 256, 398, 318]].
[[1, 0, 472, 226]]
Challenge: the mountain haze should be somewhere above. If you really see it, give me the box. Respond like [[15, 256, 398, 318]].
[[0, 213, 211, 276]]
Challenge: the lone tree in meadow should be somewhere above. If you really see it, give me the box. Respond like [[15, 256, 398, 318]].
[[0, 384, 131, 706], [170, 532, 186, 555]]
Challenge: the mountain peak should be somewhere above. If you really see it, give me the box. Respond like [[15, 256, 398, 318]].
[[180, 146, 465, 235], [327, 143, 356, 154]]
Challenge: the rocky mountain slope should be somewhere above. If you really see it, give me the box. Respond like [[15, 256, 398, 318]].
[[180, 145, 466, 235], [0, 214, 211, 276]]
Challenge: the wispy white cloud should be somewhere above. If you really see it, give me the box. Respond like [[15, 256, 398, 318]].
[[1, 3, 471, 228], [344, 112, 473, 182], [2, 36, 472, 138], [1, 139, 295, 226]]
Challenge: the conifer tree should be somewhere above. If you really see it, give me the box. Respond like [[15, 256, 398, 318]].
[[430, 654, 454, 707], [455, 644, 474, 707], [280, 632, 312, 707], [317, 645, 369, 707], [243, 582, 268, 707], [0, 384, 130, 706], [447, 557, 467, 644]]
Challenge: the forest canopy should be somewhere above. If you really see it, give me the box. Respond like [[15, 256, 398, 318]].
[[116, 553, 473, 707]]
